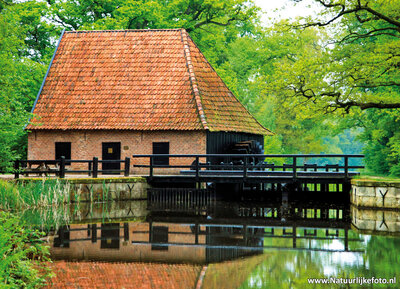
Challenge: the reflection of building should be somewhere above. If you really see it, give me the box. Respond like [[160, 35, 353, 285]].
[[50, 221, 263, 264], [50, 201, 364, 265]]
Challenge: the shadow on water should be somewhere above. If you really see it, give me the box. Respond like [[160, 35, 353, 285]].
[[24, 187, 400, 288]]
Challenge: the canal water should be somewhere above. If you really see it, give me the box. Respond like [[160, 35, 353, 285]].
[[23, 190, 400, 288]]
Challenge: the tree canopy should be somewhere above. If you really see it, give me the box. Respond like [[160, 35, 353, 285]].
[[283, 0, 400, 113]]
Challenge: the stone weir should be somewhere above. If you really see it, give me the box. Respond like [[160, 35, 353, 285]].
[[17, 177, 150, 202], [351, 178, 400, 235], [351, 179, 400, 209]]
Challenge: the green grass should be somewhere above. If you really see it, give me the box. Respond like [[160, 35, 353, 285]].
[[353, 174, 400, 183], [0, 179, 71, 210]]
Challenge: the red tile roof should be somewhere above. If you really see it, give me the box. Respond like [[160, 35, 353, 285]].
[[46, 261, 201, 289], [28, 29, 272, 135]]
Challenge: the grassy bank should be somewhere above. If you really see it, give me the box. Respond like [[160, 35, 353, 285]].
[[0, 179, 70, 210], [354, 174, 400, 183]]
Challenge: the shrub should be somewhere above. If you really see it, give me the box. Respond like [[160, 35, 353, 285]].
[[0, 211, 53, 288]]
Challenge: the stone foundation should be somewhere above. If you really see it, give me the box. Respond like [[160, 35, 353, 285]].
[[351, 179, 400, 209], [69, 178, 149, 202]]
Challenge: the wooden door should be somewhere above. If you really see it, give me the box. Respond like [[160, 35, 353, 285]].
[[102, 142, 121, 174]]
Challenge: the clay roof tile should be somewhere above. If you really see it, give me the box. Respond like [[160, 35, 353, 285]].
[[28, 29, 272, 135]]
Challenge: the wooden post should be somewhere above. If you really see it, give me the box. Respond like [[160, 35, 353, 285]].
[[14, 160, 19, 179], [149, 220, 153, 242], [293, 156, 297, 180], [88, 161, 92, 176], [91, 224, 97, 243], [124, 223, 129, 241], [149, 156, 153, 178], [93, 157, 98, 178], [195, 223, 199, 244], [124, 157, 130, 177], [195, 156, 200, 181], [344, 156, 349, 179], [243, 224, 248, 244], [60, 156, 65, 179], [243, 156, 248, 180], [293, 225, 297, 248]]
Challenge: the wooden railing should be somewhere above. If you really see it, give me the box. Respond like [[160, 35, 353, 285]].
[[132, 154, 364, 180], [13, 154, 364, 180], [13, 157, 131, 179]]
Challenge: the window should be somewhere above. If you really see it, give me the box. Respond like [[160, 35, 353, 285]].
[[152, 142, 169, 165], [55, 142, 71, 165]]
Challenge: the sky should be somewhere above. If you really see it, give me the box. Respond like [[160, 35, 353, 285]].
[[253, 0, 318, 24]]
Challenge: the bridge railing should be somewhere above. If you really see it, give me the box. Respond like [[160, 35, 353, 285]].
[[131, 154, 364, 180]]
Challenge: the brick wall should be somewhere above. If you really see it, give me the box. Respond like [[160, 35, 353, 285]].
[[27, 130, 206, 174]]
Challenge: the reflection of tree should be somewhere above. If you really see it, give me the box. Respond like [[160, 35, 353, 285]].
[[240, 233, 400, 288], [364, 236, 400, 280], [202, 255, 265, 289], [239, 251, 326, 289]]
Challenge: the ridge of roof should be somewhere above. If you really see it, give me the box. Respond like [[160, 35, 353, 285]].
[[65, 29, 183, 34], [180, 29, 208, 130]]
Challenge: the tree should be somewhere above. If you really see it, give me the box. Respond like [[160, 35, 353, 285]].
[[280, 0, 400, 113], [222, 23, 343, 154], [44, 0, 259, 32], [0, 1, 53, 170]]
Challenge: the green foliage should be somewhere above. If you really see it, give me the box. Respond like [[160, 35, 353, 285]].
[[351, 109, 400, 176], [0, 211, 53, 288], [279, 0, 400, 112], [0, 1, 56, 171]]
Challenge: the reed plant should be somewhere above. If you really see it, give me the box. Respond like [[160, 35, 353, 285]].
[[0, 179, 70, 210]]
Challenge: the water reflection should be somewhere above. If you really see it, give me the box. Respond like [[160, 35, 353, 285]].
[[45, 200, 365, 264], [24, 191, 400, 288]]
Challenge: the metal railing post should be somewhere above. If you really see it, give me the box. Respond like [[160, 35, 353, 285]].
[[60, 156, 66, 178], [14, 160, 19, 179], [93, 157, 98, 178], [124, 157, 130, 177]]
